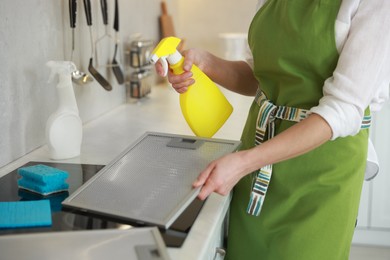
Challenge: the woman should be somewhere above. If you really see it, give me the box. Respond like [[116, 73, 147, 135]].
[[156, 0, 390, 259]]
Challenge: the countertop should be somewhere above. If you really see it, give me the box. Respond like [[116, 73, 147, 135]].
[[0, 83, 253, 259]]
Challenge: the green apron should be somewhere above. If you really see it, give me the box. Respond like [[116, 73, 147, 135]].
[[226, 1, 369, 259]]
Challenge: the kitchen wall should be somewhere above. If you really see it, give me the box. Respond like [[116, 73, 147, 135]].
[[0, 0, 161, 168], [0, 0, 258, 168], [172, 0, 259, 57]]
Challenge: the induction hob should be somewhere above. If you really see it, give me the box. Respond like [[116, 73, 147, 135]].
[[0, 161, 205, 247]]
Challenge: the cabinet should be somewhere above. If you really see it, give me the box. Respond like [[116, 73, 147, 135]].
[[353, 101, 390, 246], [206, 216, 227, 260]]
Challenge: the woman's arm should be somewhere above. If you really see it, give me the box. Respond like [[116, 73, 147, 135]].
[[193, 113, 332, 200], [156, 48, 259, 96], [311, 0, 390, 140]]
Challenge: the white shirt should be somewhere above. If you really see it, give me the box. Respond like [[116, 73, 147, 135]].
[[249, 0, 390, 140]]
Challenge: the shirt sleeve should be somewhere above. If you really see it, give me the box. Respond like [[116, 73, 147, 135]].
[[310, 0, 390, 140]]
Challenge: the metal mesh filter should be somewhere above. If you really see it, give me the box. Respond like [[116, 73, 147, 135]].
[[63, 132, 241, 228]]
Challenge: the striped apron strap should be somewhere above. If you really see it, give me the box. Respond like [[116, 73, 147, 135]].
[[247, 90, 309, 216], [246, 90, 371, 216]]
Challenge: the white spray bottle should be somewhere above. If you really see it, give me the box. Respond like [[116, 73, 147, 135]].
[[45, 61, 82, 160]]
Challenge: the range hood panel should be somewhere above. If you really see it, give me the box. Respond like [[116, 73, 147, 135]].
[[63, 132, 241, 229]]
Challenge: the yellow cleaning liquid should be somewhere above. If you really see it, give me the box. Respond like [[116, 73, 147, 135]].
[[170, 58, 232, 137], [150, 37, 233, 137]]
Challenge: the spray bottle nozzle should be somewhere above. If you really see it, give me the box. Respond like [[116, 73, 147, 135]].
[[150, 37, 183, 77], [46, 61, 77, 83]]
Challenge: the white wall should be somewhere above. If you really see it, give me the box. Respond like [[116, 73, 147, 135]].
[[172, 0, 258, 57], [0, 0, 161, 168]]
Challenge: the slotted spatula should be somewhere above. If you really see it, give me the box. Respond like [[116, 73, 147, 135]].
[[83, 0, 112, 91]]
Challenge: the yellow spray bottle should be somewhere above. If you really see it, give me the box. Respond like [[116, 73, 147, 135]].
[[150, 37, 233, 138]]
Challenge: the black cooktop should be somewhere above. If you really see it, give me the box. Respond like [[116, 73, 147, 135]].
[[0, 161, 205, 247]]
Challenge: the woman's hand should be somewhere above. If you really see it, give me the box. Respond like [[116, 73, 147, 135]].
[[192, 114, 333, 200], [192, 151, 250, 200], [154, 49, 210, 93], [155, 47, 258, 96]]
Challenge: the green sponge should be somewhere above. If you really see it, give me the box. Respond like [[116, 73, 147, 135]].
[[17, 164, 69, 196]]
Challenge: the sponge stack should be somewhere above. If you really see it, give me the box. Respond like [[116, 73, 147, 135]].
[[17, 164, 69, 196]]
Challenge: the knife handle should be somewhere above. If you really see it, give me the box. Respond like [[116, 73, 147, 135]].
[[161, 1, 168, 15], [100, 0, 108, 25], [69, 0, 77, 28], [113, 0, 119, 32], [83, 0, 92, 26]]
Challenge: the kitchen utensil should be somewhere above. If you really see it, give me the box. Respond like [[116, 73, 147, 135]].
[[111, 0, 124, 84], [0, 228, 170, 260], [159, 1, 175, 38], [63, 132, 241, 229], [83, 0, 112, 91], [99, 0, 109, 34], [159, 1, 185, 51], [69, 0, 93, 85], [94, 0, 113, 68]]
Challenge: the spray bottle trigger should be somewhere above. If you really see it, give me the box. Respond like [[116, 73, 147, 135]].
[[160, 57, 169, 77]]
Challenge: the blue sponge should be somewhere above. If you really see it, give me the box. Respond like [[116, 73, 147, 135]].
[[17, 164, 69, 196], [0, 200, 52, 229]]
